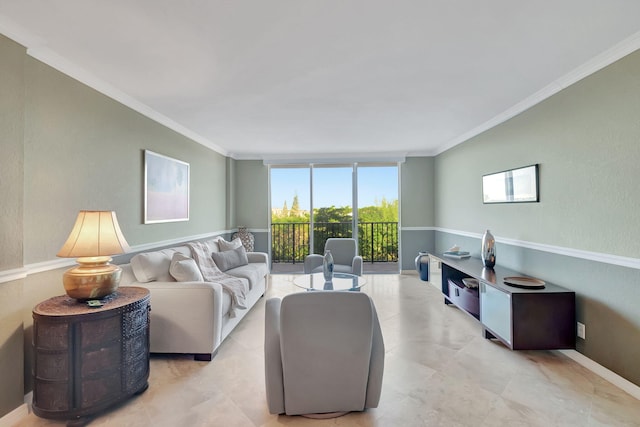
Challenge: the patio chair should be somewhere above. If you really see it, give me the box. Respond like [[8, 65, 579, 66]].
[[303, 238, 363, 276]]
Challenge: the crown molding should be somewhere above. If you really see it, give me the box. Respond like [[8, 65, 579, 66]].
[[0, 16, 228, 157], [260, 152, 407, 165], [25, 47, 229, 157], [434, 30, 640, 155]]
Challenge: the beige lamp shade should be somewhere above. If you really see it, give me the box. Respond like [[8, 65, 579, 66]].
[[57, 211, 130, 300], [57, 210, 130, 258]]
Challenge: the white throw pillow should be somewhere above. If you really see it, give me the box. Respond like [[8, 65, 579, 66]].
[[204, 237, 221, 254], [169, 252, 204, 282], [130, 250, 175, 283], [211, 246, 249, 272], [218, 237, 243, 252]]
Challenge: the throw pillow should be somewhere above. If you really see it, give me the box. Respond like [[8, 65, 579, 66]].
[[130, 250, 175, 283], [218, 237, 243, 252], [211, 246, 249, 272], [169, 252, 204, 282]]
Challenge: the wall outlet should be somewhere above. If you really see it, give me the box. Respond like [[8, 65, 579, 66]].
[[577, 322, 586, 339]]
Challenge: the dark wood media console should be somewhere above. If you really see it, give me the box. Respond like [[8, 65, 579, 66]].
[[432, 254, 575, 350]]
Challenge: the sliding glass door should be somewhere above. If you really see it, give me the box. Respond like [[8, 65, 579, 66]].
[[270, 167, 310, 271], [270, 163, 399, 273], [312, 165, 353, 254], [357, 165, 399, 273]]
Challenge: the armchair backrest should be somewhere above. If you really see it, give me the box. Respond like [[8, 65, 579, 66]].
[[273, 291, 384, 415], [324, 238, 357, 266]]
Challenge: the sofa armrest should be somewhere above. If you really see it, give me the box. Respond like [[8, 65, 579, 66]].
[[247, 251, 268, 265], [122, 281, 224, 355], [264, 297, 285, 414]]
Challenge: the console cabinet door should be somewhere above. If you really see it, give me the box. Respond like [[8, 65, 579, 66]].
[[480, 282, 512, 345]]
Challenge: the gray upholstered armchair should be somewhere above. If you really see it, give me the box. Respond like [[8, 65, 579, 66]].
[[264, 291, 384, 417], [303, 238, 363, 276]]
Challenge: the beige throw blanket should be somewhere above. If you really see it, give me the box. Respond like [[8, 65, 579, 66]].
[[187, 242, 248, 318]]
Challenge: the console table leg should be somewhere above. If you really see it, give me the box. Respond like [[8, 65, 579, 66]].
[[483, 328, 496, 339]]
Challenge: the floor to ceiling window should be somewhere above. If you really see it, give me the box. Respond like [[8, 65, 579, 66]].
[[270, 162, 399, 274], [357, 164, 399, 272], [270, 167, 310, 270], [312, 165, 353, 254]]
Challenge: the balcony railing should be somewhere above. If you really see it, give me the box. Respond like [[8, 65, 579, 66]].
[[271, 222, 398, 264]]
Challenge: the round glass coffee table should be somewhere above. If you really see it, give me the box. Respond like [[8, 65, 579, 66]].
[[293, 272, 366, 291]]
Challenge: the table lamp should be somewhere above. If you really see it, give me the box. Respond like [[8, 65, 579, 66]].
[[57, 210, 130, 300]]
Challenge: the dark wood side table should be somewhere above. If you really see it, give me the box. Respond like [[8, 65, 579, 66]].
[[32, 287, 150, 424]]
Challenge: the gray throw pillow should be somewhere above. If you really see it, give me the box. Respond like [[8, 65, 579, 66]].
[[211, 246, 249, 272]]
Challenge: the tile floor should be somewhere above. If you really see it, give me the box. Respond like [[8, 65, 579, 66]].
[[16, 274, 640, 426]]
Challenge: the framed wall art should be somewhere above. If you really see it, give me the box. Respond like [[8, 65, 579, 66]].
[[482, 164, 539, 204], [144, 150, 190, 223]]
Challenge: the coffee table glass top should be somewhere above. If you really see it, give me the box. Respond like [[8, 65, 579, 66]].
[[293, 272, 366, 291]]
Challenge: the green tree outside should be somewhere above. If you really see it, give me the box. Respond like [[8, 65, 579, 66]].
[[271, 198, 398, 263]]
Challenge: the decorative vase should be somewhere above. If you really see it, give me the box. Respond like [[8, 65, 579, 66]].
[[323, 250, 334, 281], [232, 226, 255, 252], [415, 251, 429, 281], [481, 229, 496, 268]]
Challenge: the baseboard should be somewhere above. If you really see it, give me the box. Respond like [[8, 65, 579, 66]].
[[0, 402, 29, 426], [559, 350, 640, 400]]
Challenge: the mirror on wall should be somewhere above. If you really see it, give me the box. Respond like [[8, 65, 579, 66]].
[[482, 164, 539, 204]]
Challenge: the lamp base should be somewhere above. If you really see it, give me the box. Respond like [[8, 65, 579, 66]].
[[62, 256, 122, 300]]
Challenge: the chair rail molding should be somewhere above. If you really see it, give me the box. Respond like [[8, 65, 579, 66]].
[[20, 230, 234, 277], [436, 227, 640, 270], [0, 267, 27, 284]]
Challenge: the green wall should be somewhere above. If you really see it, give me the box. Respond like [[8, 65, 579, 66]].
[[0, 35, 26, 418], [401, 157, 434, 227], [235, 160, 269, 230], [0, 34, 24, 271], [23, 56, 227, 264], [400, 157, 435, 270], [0, 34, 230, 417], [434, 49, 640, 386]]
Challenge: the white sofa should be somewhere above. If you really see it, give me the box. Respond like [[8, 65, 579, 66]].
[[119, 236, 269, 361]]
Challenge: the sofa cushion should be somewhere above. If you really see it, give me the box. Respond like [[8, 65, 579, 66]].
[[227, 262, 268, 290], [218, 237, 243, 252], [169, 252, 204, 282], [203, 237, 221, 254], [130, 249, 176, 282], [211, 246, 249, 272]]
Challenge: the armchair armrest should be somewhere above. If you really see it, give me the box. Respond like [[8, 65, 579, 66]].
[[304, 254, 324, 274], [352, 256, 363, 276], [264, 297, 285, 414]]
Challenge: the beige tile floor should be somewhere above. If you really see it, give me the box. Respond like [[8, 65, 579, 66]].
[[16, 274, 640, 426]]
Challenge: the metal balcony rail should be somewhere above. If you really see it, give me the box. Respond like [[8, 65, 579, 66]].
[[271, 222, 398, 264]]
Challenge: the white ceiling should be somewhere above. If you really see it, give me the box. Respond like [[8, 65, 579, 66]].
[[2, 1, 640, 160]]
